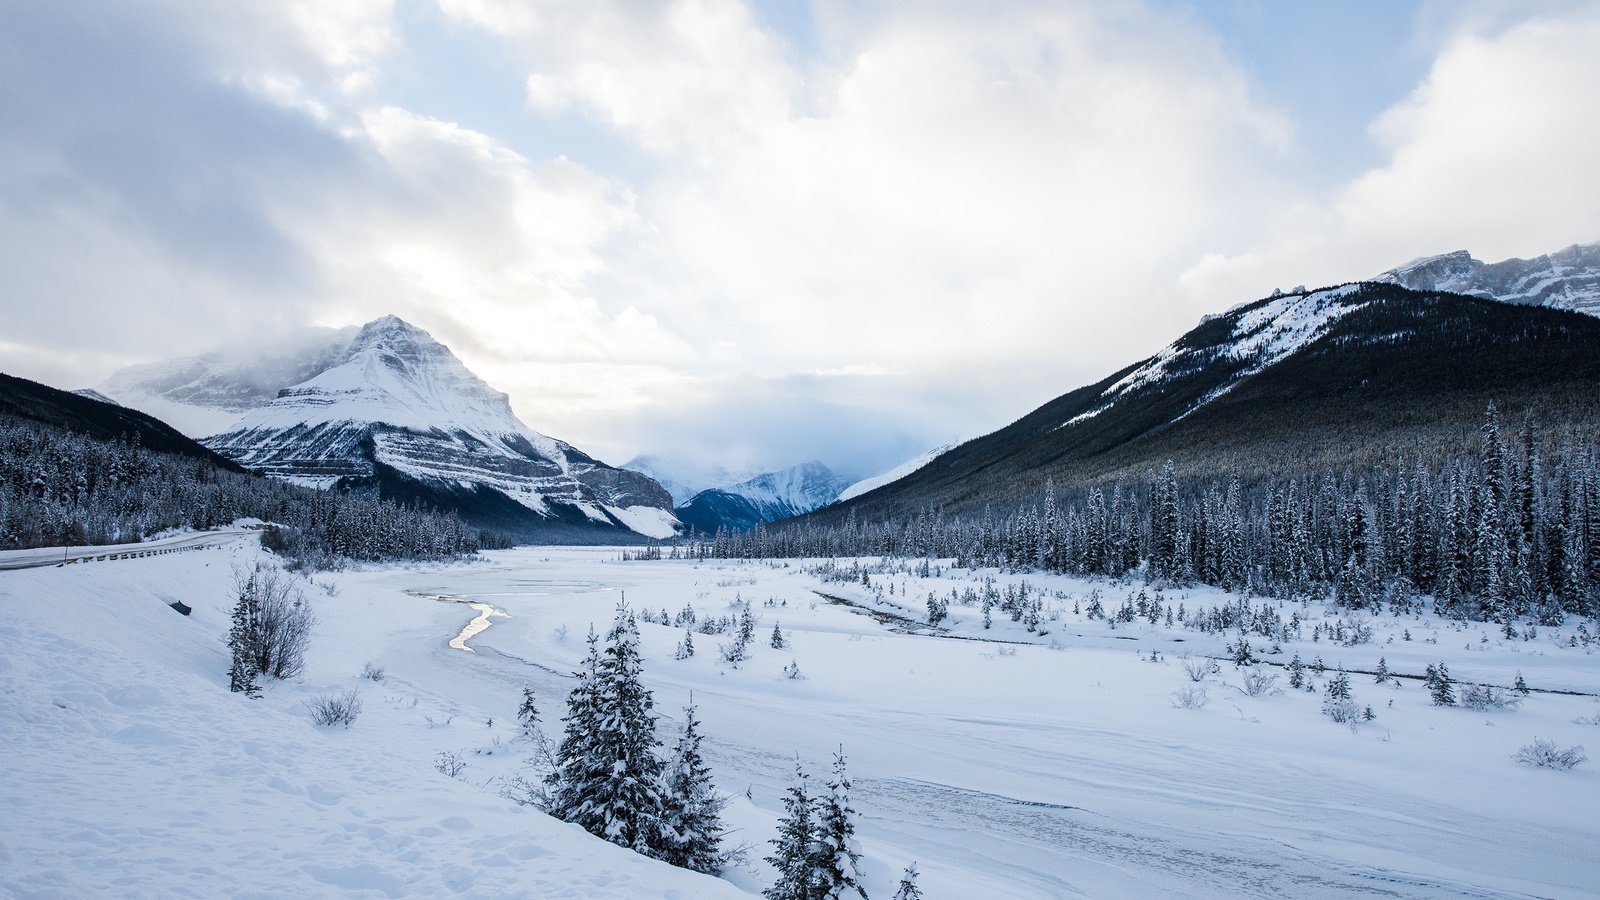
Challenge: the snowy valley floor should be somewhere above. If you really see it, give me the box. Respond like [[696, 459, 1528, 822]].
[[4, 540, 1600, 898]]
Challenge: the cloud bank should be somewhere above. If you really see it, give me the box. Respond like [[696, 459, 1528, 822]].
[[1, 0, 1595, 478]]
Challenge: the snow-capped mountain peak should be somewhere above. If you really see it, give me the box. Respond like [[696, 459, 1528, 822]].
[[261, 314, 550, 455], [201, 315, 675, 540]]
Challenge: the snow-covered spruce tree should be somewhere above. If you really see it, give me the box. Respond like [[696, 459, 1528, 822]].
[[1373, 657, 1390, 684], [675, 629, 696, 660], [660, 702, 729, 874], [814, 749, 868, 900], [765, 763, 819, 900], [589, 606, 670, 855], [772, 623, 788, 650], [546, 629, 608, 833], [1286, 652, 1305, 690], [893, 863, 922, 900], [1425, 662, 1457, 707], [227, 583, 260, 695]]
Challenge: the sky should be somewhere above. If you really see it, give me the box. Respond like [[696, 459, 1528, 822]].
[[2, 0, 1598, 484]]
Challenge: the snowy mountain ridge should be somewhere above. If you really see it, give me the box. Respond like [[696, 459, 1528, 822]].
[[713, 460, 851, 516], [1061, 283, 1368, 431], [203, 316, 677, 540], [674, 460, 852, 533], [1373, 242, 1600, 316]]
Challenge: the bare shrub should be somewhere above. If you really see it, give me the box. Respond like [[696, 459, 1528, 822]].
[[305, 689, 362, 728], [1459, 684, 1522, 712], [434, 750, 467, 779], [1514, 738, 1587, 770], [360, 662, 385, 682], [1180, 653, 1218, 683], [1239, 669, 1282, 697], [1170, 686, 1209, 710]]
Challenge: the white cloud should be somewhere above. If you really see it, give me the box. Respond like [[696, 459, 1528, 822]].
[[441, 0, 797, 163], [1178, 5, 1600, 307], [6, 0, 1596, 480]]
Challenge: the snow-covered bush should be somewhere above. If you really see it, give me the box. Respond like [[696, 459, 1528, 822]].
[[1322, 698, 1360, 724], [1180, 653, 1217, 683], [1170, 686, 1209, 710], [1459, 684, 1522, 712], [305, 689, 362, 728], [1514, 739, 1587, 770], [360, 661, 385, 682], [1239, 669, 1282, 697]]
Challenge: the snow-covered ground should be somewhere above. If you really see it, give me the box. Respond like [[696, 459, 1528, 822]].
[[6, 541, 1600, 897]]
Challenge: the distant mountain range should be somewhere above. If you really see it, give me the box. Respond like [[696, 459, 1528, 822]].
[[674, 461, 852, 534], [809, 241, 1600, 523], [1374, 242, 1599, 316]]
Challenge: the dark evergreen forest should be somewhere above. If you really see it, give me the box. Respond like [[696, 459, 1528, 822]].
[[684, 406, 1600, 626]]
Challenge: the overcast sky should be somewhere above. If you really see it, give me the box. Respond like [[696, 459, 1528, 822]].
[[3, 0, 1598, 481]]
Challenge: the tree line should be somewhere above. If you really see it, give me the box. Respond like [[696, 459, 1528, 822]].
[[679, 406, 1600, 626], [0, 414, 503, 565]]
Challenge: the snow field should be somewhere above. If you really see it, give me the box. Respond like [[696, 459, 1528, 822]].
[[6, 543, 1600, 897], [0, 543, 744, 899]]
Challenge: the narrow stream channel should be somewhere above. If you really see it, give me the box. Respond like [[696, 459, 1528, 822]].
[[409, 591, 508, 652]]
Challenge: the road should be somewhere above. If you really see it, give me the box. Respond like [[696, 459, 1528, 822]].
[[0, 529, 259, 571]]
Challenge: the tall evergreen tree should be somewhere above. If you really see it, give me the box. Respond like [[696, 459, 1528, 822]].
[[814, 749, 869, 899], [547, 629, 606, 829], [766, 763, 820, 900], [588, 605, 669, 855], [660, 702, 728, 874]]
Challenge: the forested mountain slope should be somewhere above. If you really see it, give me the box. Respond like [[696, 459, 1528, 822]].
[[813, 284, 1600, 524]]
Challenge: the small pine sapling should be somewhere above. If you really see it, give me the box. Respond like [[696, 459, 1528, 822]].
[[894, 862, 924, 900], [675, 629, 696, 660], [1287, 652, 1305, 690], [1514, 671, 1530, 695], [517, 686, 540, 740], [1373, 657, 1390, 684], [770, 623, 787, 650]]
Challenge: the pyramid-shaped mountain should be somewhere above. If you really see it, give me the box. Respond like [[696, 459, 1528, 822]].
[[204, 316, 676, 542]]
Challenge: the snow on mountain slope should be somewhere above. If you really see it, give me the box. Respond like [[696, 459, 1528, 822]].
[[205, 316, 676, 538], [622, 455, 763, 507], [674, 461, 852, 533], [70, 388, 119, 405], [99, 326, 359, 437], [838, 445, 954, 502], [1061, 284, 1368, 430], [1374, 242, 1600, 316]]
